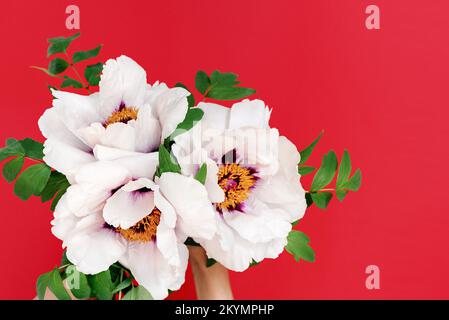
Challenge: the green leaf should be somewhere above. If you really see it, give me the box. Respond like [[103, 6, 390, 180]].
[[36, 270, 52, 300], [195, 71, 210, 94], [298, 165, 315, 176], [72, 45, 102, 63], [65, 265, 91, 299], [169, 108, 204, 140], [206, 258, 217, 268], [41, 171, 70, 203], [157, 144, 181, 176], [342, 169, 362, 191], [51, 191, 66, 211], [47, 33, 80, 56], [207, 87, 256, 100], [0, 138, 25, 161], [61, 76, 83, 89], [112, 278, 132, 294], [48, 58, 69, 75], [14, 164, 51, 200], [310, 191, 333, 209], [336, 150, 351, 188], [20, 138, 44, 160], [123, 286, 153, 300], [60, 251, 71, 266], [2, 156, 24, 182], [84, 63, 103, 86], [87, 270, 113, 300], [194, 163, 207, 185], [336, 189, 349, 202], [305, 193, 313, 207], [210, 70, 239, 86], [310, 150, 337, 192], [299, 131, 323, 165], [285, 230, 315, 263], [48, 268, 71, 300], [175, 83, 195, 108]]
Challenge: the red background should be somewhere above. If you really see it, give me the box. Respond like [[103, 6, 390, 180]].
[[1, 0, 448, 299]]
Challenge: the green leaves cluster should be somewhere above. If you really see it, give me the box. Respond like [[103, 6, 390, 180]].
[[37, 253, 153, 300], [298, 132, 362, 209], [195, 70, 256, 100], [0, 138, 69, 209], [34, 33, 104, 91]]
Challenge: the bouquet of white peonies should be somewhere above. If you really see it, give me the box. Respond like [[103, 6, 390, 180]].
[[0, 34, 361, 300]]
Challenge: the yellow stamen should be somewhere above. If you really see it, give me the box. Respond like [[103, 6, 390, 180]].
[[115, 208, 161, 242], [104, 107, 138, 127], [216, 163, 257, 210]]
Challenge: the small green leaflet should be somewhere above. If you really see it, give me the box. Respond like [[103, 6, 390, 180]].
[[20, 138, 44, 159], [47, 33, 80, 57], [48, 58, 69, 75], [36, 268, 72, 300], [195, 70, 255, 100], [298, 165, 315, 176], [168, 107, 204, 141], [157, 144, 181, 177], [72, 45, 102, 63], [65, 265, 91, 299], [84, 63, 103, 86], [40, 171, 70, 203], [310, 150, 337, 192], [0, 138, 25, 161], [310, 192, 333, 209], [285, 230, 315, 263], [14, 163, 51, 200], [122, 286, 153, 300], [299, 131, 323, 165], [87, 270, 113, 300], [335, 150, 362, 201], [2, 156, 24, 182], [61, 76, 83, 89], [112, 278, 132, 294], [194, 163, 207, 185]]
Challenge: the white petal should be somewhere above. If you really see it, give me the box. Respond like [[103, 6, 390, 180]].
[[51, 194, 79, 242], [65, 184, 111, 217], [154, 189, 177, 228], [103, 179, 156, 229], [197, 102, 231, 131], [153, 87, 189, 140], [134, 104, 161, 153], [228, 99, 271, 129], [39, 107, 90, 151], [156, 220, 180, 267], [222, 199, 292, 243], [204, 160, 225, 203], [51, 91, 102, 139], [100, 122, 136, 151], [65, 214, 126, 274], [76, 122, 105, 149], [99, 56, 148, 118], [75, 161, 130, 189], [121, 241, 187, 300], [93, 146, 159, 180], [158, 173, 217, 239], [43, 139, 95, 182]]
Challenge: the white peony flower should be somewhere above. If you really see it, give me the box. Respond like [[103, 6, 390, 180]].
[[51, 160, 216, 299], [38, 55, 190, 183], [173, 99, 307, 272]]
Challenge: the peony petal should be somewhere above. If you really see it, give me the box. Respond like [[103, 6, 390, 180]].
[[65, 184, 111, 218], [100, 122, 136, 151], [103, 178, 156, 229], [65, 213, 126, 275], [134, 104, 161, 153], [153, 87, 189, 140], [38, 107, 90, 151], [121, 241, 187, 300], [228, 99, 271, 130], [158, 173, 217, 240], [197, 102, 231, 131], [43, 139, 95, 183], [75, 161, 130, 189], [99, 55, 148, 119]]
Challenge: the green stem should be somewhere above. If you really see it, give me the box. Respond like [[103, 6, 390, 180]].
[[118, 269, 124, 301], [64, 52, 91, 93]]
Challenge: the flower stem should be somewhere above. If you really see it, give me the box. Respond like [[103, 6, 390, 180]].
[[64, 52, 91, 93]]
